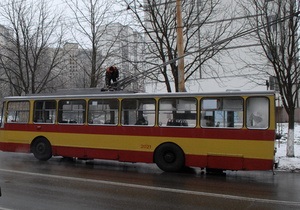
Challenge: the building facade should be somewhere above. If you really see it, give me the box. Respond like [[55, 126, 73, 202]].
[[142, 0, 276, 93], [97, 23, 145, 92]]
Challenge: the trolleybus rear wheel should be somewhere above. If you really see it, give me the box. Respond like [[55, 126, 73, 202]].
[[32, 137, 52, 161], [154, 143, 185, 172]]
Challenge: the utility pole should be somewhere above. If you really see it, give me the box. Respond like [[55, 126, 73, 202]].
[[176, 0, 186, 92]]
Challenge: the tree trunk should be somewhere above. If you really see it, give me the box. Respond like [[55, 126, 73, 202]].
[[286, 108, 295, 157]]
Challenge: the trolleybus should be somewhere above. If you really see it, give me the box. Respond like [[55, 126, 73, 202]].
[[0, 90, 277, 172]]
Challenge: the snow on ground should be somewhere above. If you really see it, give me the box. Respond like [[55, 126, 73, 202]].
[[275, 123, 300, 172], [275, 143, 300, 172]]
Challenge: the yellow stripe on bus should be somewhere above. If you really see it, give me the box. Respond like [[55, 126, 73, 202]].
[[0, 130, 274, 160]]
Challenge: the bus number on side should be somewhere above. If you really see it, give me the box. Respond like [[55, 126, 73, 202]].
[[141, 144, 152, 150]]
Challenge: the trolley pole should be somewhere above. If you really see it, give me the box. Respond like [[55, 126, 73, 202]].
[[176, 0, 186, 92]]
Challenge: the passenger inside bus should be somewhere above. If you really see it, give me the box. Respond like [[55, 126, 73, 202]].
[[204, 116, 214, 127], [135, 116, 148, 125]]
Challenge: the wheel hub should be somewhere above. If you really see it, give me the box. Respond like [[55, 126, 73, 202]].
[[36, 143, 45, 154], [164, 152, 175, 163]]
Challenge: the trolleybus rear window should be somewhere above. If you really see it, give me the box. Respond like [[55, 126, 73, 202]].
[[246, 97, 269, 129]]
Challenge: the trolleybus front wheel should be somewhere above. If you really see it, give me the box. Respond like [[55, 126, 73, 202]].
[[31, 137, 52, 161], [154, 143, 185, 172]]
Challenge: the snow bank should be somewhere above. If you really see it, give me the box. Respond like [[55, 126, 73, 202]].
[[276, 123, 300, 172]]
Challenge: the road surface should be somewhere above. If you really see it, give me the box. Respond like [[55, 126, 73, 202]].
[[0, 152, 300, 210]]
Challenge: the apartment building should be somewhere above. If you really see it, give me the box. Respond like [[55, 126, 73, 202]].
[[62, 23, 145, 92], [141, 0, 278, 93]]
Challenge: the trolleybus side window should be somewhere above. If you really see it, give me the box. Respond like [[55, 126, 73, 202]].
[[246, 97, 269, 129], [121, 98, 155, 126], [158, 97, 197, 127], [200, 97, 243, 128], [33, 100, 56, 123], [7, 101, 30, 123], [88, 99, 118, 125], [58, 99, 86, 124], [0, 102, 4, 127]]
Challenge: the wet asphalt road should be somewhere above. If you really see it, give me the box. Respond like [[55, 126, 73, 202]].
[[0, 152, 300, 210]]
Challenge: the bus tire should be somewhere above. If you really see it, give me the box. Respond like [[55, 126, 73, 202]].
[[154, 143, 185, 172], [32, 137, 52, 161]]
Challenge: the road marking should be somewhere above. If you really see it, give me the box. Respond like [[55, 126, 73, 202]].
[[1, 168, 300, 207]]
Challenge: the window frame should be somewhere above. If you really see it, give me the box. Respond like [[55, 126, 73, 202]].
[[58, 99, 86, 124], [200, 97, 244, 129], [6, 100, 30, 124], [121, 98, 156, 126], [33, 100, 57, 124], [158, 97, 197, 128], [246, 96, 270, 130], [88, 98, 119, 125]]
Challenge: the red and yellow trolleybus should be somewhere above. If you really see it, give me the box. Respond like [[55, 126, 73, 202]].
[[0, 90, 277, 172]]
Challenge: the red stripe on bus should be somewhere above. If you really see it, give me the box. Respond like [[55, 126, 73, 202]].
[[0, 142, 30, 153], [2, 124, 275, 141], [185, 154, 273, 170], [53, 146, 154, 163]]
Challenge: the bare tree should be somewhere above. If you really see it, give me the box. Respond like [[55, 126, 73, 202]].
[[0, 0, 66, 95], [240, 0, 300, 157], [65, 0, 127, 88], [119, 0, 236, 92]]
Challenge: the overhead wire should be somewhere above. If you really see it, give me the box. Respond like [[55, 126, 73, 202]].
[[114, 11, 300, 90]]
